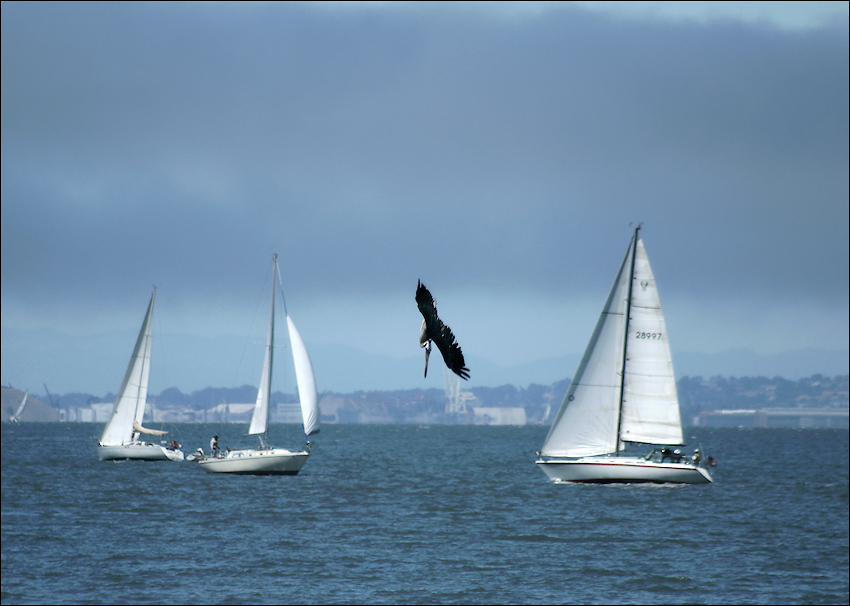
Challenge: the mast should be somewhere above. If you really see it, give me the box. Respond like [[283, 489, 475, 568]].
[[264, 254, 276, 445], [132, 287, 155, 442], [615, 225, 639, 455]]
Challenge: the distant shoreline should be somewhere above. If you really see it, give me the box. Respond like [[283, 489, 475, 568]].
[[3, 374, 847, 428]]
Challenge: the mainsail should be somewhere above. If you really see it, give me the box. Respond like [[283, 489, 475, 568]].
[[100, 288, 155, 446], [248, 269, 275, 438], [540, 230, 682, 458], [133, 419, 168, 437]]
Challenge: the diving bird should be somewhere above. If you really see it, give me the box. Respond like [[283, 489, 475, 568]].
[[416, 280, 470, 380]]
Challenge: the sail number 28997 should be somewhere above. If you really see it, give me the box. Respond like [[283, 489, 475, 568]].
[[635, 332, 663, 340]]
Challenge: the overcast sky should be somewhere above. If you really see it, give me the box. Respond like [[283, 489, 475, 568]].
[[2, 1, 848, 397]]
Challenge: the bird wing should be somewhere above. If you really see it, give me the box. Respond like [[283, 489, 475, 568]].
[[432, 320, 470, 380], [416, 280, 438, 331], [416, 280, 470, 380]]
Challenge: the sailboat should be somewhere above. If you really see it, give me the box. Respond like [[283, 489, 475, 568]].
[[197, 253, 319, 475], [9, 391, 28, 423], [97, 288, 184, 462], [536, 227, 712, 484]]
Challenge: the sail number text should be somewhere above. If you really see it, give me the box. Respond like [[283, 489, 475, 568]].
[[635, 332, 663, 340]]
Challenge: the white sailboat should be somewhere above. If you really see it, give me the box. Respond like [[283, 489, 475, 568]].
[[97, 288, 184, 462], [9, 391, 28, 423], [536, 227, 712, 484], [197, 253, 319, 475]]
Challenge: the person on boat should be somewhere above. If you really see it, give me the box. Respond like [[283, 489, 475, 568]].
[[210, 435, 220, 457], [693, 449, 701, 466], [661, 447, 684, 463], [169, 439, 179, 450]]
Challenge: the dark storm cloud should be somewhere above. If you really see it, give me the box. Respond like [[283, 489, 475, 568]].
[[1, 2, 847, 393], [3, 2, 846, 296]]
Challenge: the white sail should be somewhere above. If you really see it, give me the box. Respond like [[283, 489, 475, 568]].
[[100, 289, 155, 446], [287, 315, 319, 437], [11, 392, 28, 421], [540, 242, 632, 457], [619, 239, 683, 446], [248, 266, 276, 437]]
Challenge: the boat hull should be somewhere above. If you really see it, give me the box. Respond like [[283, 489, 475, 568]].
[[196, 448, 308, 475], [536, 456, 712, 484], [98, 442, 184, 462]]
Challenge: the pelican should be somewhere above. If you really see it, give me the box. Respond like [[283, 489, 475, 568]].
[[416, 280, 470, 380]]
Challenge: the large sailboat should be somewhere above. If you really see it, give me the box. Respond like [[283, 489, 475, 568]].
[[98, 288, 184, 461], [197, 254, 319, 475], [536, 227, 712, 484]]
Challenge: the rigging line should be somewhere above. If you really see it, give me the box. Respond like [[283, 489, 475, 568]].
[[147, 288, 179, 437], [272, 252, 293, 398], [232, 257, 274, 389], [149, 285, 168, 396], [275, 253, 289, 318]]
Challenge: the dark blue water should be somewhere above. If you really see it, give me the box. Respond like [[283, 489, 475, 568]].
[[2, 423, 848, 605]]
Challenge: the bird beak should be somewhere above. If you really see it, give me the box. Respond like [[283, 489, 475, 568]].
[[424, 342, 431, 378]]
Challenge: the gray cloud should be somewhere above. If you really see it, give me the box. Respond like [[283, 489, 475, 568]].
[[2, 2, 847, 394]]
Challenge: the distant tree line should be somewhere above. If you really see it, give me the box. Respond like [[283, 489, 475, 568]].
[[676, 374, 848, 419], [46, 374, 848, 423]]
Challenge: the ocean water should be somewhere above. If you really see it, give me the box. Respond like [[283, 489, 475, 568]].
[[1, 423, 847, 605]]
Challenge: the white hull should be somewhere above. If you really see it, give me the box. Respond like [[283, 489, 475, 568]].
[[197, 448, 308, 475], [98, 442, 184, 462], [536, 456, 712, 484]]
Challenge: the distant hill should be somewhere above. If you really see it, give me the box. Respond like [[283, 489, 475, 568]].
[[2, 321, 846, 393], [1, 388, 60, 422], [674, 348, 850, 380], [306, 345, 850, 392]]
